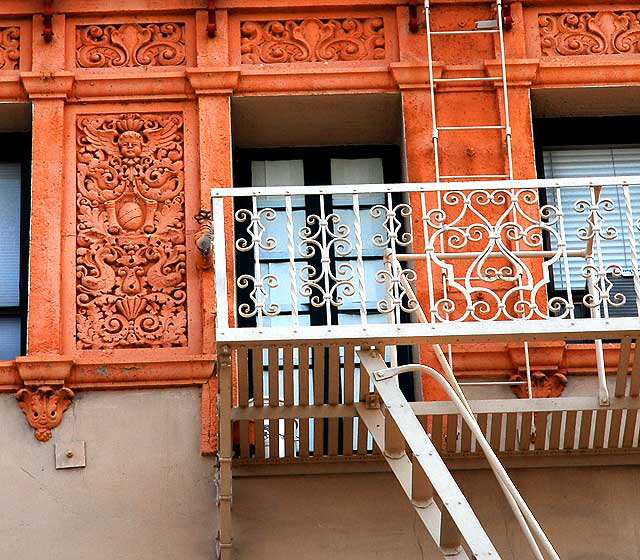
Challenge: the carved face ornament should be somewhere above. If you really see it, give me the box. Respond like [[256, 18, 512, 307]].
[[117, 130, 144, 160], [16, 386, 75, 442]]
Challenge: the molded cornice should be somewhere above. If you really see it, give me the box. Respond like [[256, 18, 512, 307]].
[[20, 71, 74, 99]]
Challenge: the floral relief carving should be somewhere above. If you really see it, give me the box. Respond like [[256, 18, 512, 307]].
[[539, 11, 640, 56], [0, 27, 19, 70], [240, 17, 385, 64], [509, 371, 568, 399], [76, 113, 187, 349], [76, 22, 186, 68], [17, 386, 74, 442]]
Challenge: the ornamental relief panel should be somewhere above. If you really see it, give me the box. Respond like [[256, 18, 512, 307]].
[[539, 10, 640, 56], [76, 22, 185, 68], [240, 17, 385, 64], [0, 26, 19, 70], [76, 113, 187, 350]]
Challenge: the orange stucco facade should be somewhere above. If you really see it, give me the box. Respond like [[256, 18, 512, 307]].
[[0, 0, 638, 443]]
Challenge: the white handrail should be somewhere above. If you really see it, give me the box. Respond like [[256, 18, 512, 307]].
[[373, 360, 560, 560], [212, 175, 640, 198]]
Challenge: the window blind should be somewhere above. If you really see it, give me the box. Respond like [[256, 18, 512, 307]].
[[543, 148, 640, 290]]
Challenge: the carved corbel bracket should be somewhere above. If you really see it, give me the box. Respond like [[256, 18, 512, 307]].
[[15, 355, 74, 442], [194, 210, 213, 270], [186, 67, 240, 95], [509, 371, 568, 399], [16, 385, 74, 442], [21, 71, 74, 99]]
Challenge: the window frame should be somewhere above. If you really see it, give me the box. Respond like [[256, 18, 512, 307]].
[[232, 146, 415, 457], [533, 116, 640, 319], [0, 133, 31, 358]]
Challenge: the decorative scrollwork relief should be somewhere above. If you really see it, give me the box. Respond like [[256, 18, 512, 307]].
[[16, 386, 74, 442], [240, 17, 385, 64], [509, 371, 568, 399], [76, 22, 186, 68], [76, 113, 187, 349], [539, 11, 640, 56], [0, 27, 19, 70]]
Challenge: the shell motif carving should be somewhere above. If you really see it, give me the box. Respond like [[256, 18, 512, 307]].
[[76, 113, 187, 349], [76, 22, 186, 68], [0, 27, 19, 70], [16, 386, 74, 442], [509, 372, 568, 399], [240, 17, 385, 64], [539, 11, 640, 56]]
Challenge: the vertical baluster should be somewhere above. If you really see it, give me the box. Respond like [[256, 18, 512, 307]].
[[298, 346, 310, 458], [622, 183, 640, 317], [554, 186, 575, 319], [283, 346, 295, 458], [353, 193, 367, 326], [285, 194, 299, 327], [318, 195, 332, 325], [313, 345, 325, 456], [343, 345, 355, 456], [252, 347, 265, 459], [237, 348, 250, 458]]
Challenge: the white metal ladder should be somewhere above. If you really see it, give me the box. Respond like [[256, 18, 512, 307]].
[[424, 0, 514, 181], [357, 349, 561, 560]]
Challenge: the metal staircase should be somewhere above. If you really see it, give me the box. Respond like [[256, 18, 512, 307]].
[[357, 349, 560, 560], [210, 1, 640, 558]]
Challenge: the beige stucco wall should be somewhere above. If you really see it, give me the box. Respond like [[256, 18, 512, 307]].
[[3, 386, 639, 560], [234, 466, 640, 560], [0, 388, 215, 560]]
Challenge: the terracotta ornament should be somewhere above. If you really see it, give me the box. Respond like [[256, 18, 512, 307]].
[[16, 386, 74, 442], [194, 210, 213, 270], [76, 112, 187, 349], [76, 22, 185, 68], [0, 27, 20, 69], [509, 371, 568, 399], [539, 11, 640, 56], [240, 17, 385, 64]]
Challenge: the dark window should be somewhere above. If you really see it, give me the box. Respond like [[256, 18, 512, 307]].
[[233, 146, 413, 456], [0, 133, 30, 360]]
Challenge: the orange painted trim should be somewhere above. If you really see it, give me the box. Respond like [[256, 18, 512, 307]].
[[0, 355, 215, 392], [201, 376, 218, 454]]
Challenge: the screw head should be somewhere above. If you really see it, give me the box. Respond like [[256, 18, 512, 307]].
[[65, 450, 74, 459]]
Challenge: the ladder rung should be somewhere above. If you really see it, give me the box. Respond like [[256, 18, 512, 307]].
[[434, 76, 501, 83], [440, 174, 510, 179], [430, 29, 499, 35], [438, 125, 506, 131]]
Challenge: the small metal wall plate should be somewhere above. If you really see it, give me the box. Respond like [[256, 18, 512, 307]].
[[54, 441, 87, 469]]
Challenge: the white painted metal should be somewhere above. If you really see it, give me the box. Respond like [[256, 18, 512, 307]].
[[359, 350, 560, 560], [217, 316, 640, 345], [357, 356, 501, 559], [211, 175, 640, 198]]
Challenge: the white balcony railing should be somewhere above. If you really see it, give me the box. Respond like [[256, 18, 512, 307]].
[[212, 176, 640, 347]]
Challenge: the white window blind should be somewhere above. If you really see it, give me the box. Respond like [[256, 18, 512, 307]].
[[543, 148, 640, 290], [0, 163, 21, 360]]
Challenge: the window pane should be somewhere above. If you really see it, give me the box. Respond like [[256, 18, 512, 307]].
[[0, 316, 21, 360], [0, 163, 21, 306], [543, 148, 640, 290], [330, 158, 384, 206]]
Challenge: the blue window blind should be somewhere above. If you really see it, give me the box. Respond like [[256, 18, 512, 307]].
[[543, 148, 640, 290], [0, 163, 22, 360]]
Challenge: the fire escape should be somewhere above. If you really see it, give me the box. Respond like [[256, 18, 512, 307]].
[[211, 1, 640, 559]]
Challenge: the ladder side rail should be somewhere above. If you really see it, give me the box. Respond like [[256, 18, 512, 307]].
[[359, 350, 501, 559], [361, 350, 560, 560], [391, 257, 559, 559]]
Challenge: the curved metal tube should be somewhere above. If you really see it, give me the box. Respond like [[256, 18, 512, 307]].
[[383, 361, 560, 560]]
